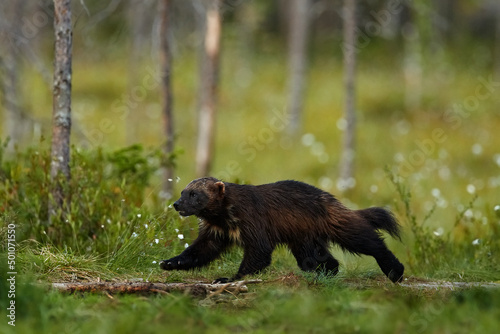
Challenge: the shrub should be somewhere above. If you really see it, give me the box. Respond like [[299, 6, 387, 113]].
[[0, 140, 178, 255]]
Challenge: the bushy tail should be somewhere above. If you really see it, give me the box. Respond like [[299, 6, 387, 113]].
[[357, 207, 402, 240]]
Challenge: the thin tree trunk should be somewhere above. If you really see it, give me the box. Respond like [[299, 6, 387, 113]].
[[0, 52, 23, 149], [0, 1, 28, 151], [196, 0, 221, 177], [126, 0, 154, 145], [126, 0, 143, 145], [49, 0, 72, 219], [402, 2, 423, 111], [403, 23, 422, 111], [159, 0, 175, 198], [287, 0, 310, 136], [496, 1, 500, 80], [339, 0, 357, 190]]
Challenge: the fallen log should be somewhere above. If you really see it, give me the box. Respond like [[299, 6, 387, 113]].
[[51, 280, 262, 298]]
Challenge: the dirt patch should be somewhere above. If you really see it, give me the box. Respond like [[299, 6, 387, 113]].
[[400, 279, 500, 290], [49, 275, 500, 302]]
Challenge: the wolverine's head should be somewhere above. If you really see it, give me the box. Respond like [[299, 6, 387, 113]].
[[173, 177, 225, 217]]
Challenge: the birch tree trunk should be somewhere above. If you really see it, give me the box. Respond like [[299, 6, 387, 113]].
[[403, 22, 422, 111], [0, 1, 28, 151], [196, 0, 221, 177], [403, 1, 427, 111], [49, 0, 72, 219], [339, 0, 357, 190], [126, 0, 154, 145], [159, 0, 175, 198], [287, 0, 311, 136], [496, 1, 500, 80]]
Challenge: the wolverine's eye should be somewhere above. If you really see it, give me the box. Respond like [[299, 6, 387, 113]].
[[190, 192, 197, 199]]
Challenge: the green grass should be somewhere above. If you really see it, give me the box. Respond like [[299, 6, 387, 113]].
[[1, 37, 500, 332], [1, 268, 500, 334]]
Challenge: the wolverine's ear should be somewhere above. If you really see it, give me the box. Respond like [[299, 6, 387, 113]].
[[214, 181, 225, 197]]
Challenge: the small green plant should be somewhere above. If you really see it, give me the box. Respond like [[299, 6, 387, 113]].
[[386, 167, 500, 280], [386, 167, 445, 272]]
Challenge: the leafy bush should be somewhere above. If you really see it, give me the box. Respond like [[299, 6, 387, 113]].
[[0, 140, 179, 255]]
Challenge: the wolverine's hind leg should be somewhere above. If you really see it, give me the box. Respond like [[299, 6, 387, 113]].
[[374, 248, 404, 283], [290, 240, 339, 276], [339, 229, 404, 283]]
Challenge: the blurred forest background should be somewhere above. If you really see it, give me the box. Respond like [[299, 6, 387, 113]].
[[1, 0, 500, 272], [1, 2, 500, 332], [1, 0, 500, 183]]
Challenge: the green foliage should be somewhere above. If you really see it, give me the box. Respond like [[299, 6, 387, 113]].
[[0, 141, 177, 255], [387, 168, 500, 280], [1, 31, 500, 333], [1, 143, 500, 333], [386, 167, 444, 271], [2, 276, 500, 334], [2, 141, 500, 281]]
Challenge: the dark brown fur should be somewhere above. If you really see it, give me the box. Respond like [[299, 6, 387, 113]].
[[160, 177, 404, 283]]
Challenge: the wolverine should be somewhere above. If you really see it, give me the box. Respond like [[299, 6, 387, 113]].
[[160, 177, 405, 283]]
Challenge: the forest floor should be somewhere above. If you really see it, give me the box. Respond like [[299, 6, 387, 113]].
[[47, 275, 500, 293]]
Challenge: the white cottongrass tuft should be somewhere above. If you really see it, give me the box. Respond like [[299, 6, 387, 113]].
[[433, 228, 444, 237]]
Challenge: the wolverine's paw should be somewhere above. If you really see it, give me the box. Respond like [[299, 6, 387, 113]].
[[159, 259, 174, 270], [160, 256, 198, 270], [212, 277, 232, 284], [160, 257, 183, 270], [388, 263, 405, 284], [388, 271, 404, 284]]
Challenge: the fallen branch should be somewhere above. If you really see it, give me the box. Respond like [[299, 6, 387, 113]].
[[51, 280, 262, 297]]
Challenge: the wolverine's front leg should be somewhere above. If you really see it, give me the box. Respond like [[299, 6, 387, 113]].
[[160, 229, 230, 271], [160, 249, 200, 271], [214, 243, 274, 283]]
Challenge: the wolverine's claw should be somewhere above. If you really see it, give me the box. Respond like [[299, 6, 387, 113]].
[[159, 260, 172, 270]]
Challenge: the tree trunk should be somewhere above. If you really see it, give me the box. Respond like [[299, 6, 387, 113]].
[[402, 2, 423, 111], [339, 0, 357, 191], [159, 0, 175, 198], [49, 0, 72, 219], [403, 23, 422, 111], [496, 1, 500, 80], [287, 0, 311, 136], [196, 0, 221, 177], [0, 1, 29, 151], [126, 0, 155, 145]]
